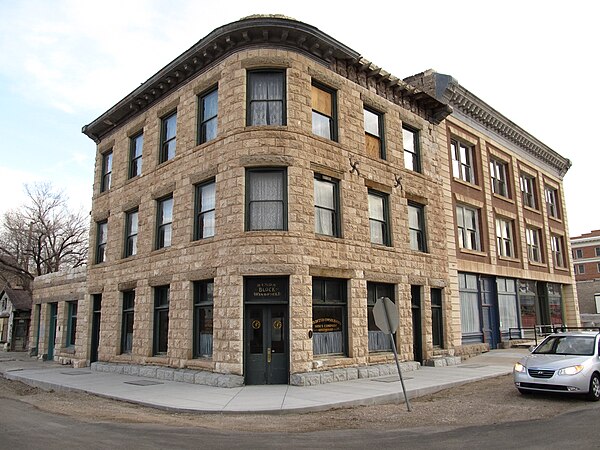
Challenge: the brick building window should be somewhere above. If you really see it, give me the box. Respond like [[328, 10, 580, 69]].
[[551, 235, 566, 268], [403, 126, 421, 172], [456, 204, 481, 251], [545, 186, 560, 218], [311, 82, 336, 140], [314, 174, 340, 237], [121, 291, 135, 354], [368, 190, 390, 246], [156, 195, 173, 249], [198, 88, 218, 144], [129, 132, 143, 178], [194, 180, 215, 240], [408, 202, 427, 252], [577, 264, 585, 274], [246, 168, 287, 231], [520, 173, 537, 209], [160, 111, 177, 163], [100, 150, 112, 192], [526, 227, 542, 263], [124, 209, 138, 257], [575, 248, 583, 259], [496, 217, 514, 258], [367, 282, 394, 352], [193, 280, 214, 358], [95, 221, 108, 264], [153, 285, 169, 355], [247, 70, 285, 126], [596, 247, 600, 257], [66, 301, 77, 347], [364, 107, 385, 159], [490, 158, 509, 197], [451, 138, 475, 184], [312, 278, 347, 356]]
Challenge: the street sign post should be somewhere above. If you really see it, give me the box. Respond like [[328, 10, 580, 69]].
[[373, 296, 412, 412]]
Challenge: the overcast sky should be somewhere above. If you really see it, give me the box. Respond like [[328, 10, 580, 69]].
[[1, 0, 598, 237]]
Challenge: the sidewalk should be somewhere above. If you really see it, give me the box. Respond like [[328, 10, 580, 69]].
[[0, 349, 527, 414]]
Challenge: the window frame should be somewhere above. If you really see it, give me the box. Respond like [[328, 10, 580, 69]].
[[311, 81, 337, 141], [129, 132, 143, 179], [66, 301, 77, 347], [575, 248, 583, 259], [124, 208, 139, 258], [495, 217, 514, 258], [577, 263, 585, 274], [402, 125, 421, 173], [246, 69, 286, 126], [363, 107, 385, 159], [156, 195, 174, 249], [368, 190, 391, 246], [121, 290, 135, 354], [193, 280, 214, 358], [194, 180, 216, 240], [456, 204, 481, 251], [95, 220, 108, 264], [526, 227, 543, 263], [520, 173, 538, 209], [451, 138, 475, 184], [367, 282, 395, 352], [490, 158, 509, 198], [312, 278, 348, 357], [153, 285, 170, 356], [551, 234, 566, 268], [100, 150, 113, 193], [159, 111, 177, 164], [544, 185, 560, 218], [198, 87, 218, 145], [245, 167, 287, 231], [408, 201, 427, 252], [431, 288, 444, 348], [314, 174, 340, 237]]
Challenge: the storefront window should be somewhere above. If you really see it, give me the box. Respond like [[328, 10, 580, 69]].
[[312, 278, 347, 356]]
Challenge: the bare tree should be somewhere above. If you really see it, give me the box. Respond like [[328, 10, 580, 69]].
[[0, 182, 88, 288]]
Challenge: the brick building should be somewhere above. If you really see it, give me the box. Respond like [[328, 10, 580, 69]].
[[571, 230, 600, 314], [29, 16, 578, 385]]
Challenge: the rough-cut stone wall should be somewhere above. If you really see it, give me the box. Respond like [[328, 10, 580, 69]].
[[577, 279, 600, 314]]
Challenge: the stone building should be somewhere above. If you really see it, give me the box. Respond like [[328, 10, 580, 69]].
[[571, 230, 600, 317], [30, 16, 578, 385]]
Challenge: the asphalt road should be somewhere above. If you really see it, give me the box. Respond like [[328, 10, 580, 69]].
[[1, 396, 598, 449]]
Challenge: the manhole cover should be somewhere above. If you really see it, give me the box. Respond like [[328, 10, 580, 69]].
[[124, 380, 164, 386], [61, 371, 92, 376], [372, 376, 413, 383]]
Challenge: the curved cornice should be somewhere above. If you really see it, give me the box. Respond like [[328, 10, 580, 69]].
[[82, 16, 450, 143]]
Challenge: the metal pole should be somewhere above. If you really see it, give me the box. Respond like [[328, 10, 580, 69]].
[[389, 333, 412, 412]]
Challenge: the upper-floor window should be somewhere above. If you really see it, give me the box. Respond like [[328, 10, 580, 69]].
[[490, 158, 509, 198], [368, 190, 390, 246], [576, 264, 585, 274], [451, 138, 475, 184], [246, 168, 287, 231], [456, 204, 481, 251], [575, 248, 583, 259], [364, 107, 385, 159], [551, 234, 566, 268], [198, 88, 218, 144], [247, 70, 285, 126], [495, 217, 514, 258], [156, 195, 173, 249], [596, 247, 600, 257], [314, 174, 340, 237], [160, 111, 177, 163], [408, 202, 427, 252], [520, 173, 537, 209], [403, 126, 421, 172], [124, 209, 138, 258], [101, 150, 112, 192], [526, 227, 542, 263], [311, 83, 336, 141], [129, 132, 143, 179], [96, 220, 108, 264], [194, 180, 216, 240], [544, 186, 559, 219]]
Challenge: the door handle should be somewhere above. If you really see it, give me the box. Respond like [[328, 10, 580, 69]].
[[267, 347, 271, 363]]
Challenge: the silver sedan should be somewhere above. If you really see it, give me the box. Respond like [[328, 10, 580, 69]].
[[513, 331, 600, 401]]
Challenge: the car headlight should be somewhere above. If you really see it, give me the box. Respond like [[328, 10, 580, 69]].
[[514, 362, 526, 373], [557, 365, 584, 376]]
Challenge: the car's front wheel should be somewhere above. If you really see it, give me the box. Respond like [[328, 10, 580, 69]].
[[587, 373, 600, 401]]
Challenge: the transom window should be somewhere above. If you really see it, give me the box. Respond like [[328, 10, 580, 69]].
[[456, 204, 481, 251], [490, 158, 509, 197], [495, 217, 514, 258], [160, 111, 177, 163], [194, 180, 216, 240], [520, 173, 537, 209], [96, 221, 108, 264], [156, 195, 173, 249], [364, 107, 385, 159], [101, 150, 112, 192], [311, 83, 336, 141], [129, 132, 143, 179], [545, 185, 559, 219], [247, 70, 285, 126], [246, 168, 287, 231], [408, 202, 427, 252], [451, 138, 475, 184], [368, 190, 390, 246], [198, 88, 218, 144], [124, 209, 138, 257], [314, 174, 340, 237], [402, 126, 421, 172], [526, 227, 542, 263], [551, 235, 566, 268]]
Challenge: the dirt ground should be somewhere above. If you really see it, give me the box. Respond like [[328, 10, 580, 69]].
[[0, 374, 594, 432]]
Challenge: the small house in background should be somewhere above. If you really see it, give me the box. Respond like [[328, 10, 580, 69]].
[[0, 286, 32, 352]]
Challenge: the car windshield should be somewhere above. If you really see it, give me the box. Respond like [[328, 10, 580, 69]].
[[534, 335, 596, 356]]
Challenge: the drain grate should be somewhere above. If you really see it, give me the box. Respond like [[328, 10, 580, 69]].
[[61, 371, 92, 376], [124, 380, 164, 386], [372, 376, 413, 383]]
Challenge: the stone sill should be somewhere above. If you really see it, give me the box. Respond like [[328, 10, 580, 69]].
[[290, 361, 420, 386]]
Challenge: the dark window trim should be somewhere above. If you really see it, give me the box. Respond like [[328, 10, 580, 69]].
[[95, 220, 108, 264], [312, 277, 348, 357], [314, 173, 340, 238], [121, 290, 135, 354], [100, 150, 112, 193], [368, 189, 391, 246], [402, 125, 421, 173], [408, 201, 427, 252], [431, 288, 444, 348], [245, 167, 288, 231], [128, 131, 143, 179], [364, 106, 386, 159], [311, 81, 337, 142], [194, 179, 216, 240], [124, 208, 139, 258], [246, 69, 287, 126], [156, 194, 174, 249], [66, 301, 77, 347], [193, 280, 214, 358], [159, 110, 177, 164], [197, 86, 218, 145], [153, 285, 170, 356]]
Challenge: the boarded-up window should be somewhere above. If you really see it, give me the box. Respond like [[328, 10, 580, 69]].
[[364, 108, 384, 159]]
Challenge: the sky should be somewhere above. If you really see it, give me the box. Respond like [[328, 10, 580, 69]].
[[0, 0, 598, 237]]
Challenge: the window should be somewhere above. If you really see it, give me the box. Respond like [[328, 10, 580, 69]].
[[312, 278, 347, 356], [459, 273, 481, 336], [121, 291, 135, 354], [526, 227, 542, 263], [129, 132, 143, 178], [100, 150, 112, 192], [451, 138, 475, 184], [314, 174, 340, 237], [364, 107, 385, 159], [95, 221, 108, 264], [367, 282, 394, 352], [160, 111, 177, 163], [156, 195, 173, 249], [198, 88, 218, 144], [153, 285, 169, 355], [577, 264, 585, 274], [520, 173, 537, 209], [408, 202, 427, 252], [490, 158, 509, 197], [193, 280, 214, 358], [597, 263, 600, 273], [596, 247, 600, 257], [66, 301, 77, 347], [575, 248, 583, 259], [497, 278, 519, 333], [551, 235, 566, 268], [544, 186, 559, 218], [194, 180, 215, 240], [311, 83, 336, 140], [246, 168, 286, 231], [403, 126, 421, 172], [595, 294, 600, 314], [495, 217, 514, 258], [124, 209, 138, 257], [247, 70, 285, 126], [456, 204, 481, 251], [368, 190, 390, 246], [431, 288, 444, 348]]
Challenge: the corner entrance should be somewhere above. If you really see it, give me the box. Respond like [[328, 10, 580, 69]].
[[244, 277, 289, 385]]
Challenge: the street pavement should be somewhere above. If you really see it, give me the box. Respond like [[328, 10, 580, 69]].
[[0, 349, 528, 414]]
